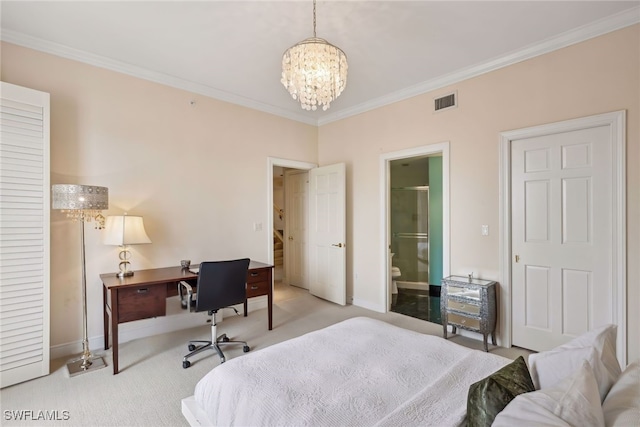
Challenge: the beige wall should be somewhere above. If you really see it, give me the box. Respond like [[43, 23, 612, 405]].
[[318, 25, 640, 362], [1, 24, 638, 363], [1, 42, 318, 351]]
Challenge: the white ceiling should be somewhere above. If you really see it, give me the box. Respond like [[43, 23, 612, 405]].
[[2, 1, 638, 125]]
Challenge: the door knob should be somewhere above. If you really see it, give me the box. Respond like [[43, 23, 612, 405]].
[[332, 243, 343, 248], [288, 236, 294, 241], [515, 255, 520, 263]]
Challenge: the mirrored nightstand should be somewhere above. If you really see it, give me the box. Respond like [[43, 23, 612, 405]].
[[441, 275, 497, 352]]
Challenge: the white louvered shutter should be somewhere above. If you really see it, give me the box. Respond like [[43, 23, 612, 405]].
[[0, 82, 50, 388]]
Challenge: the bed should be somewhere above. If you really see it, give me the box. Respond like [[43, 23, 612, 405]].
[[181, 316, 511, 426]]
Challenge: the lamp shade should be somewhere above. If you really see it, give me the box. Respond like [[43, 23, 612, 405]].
[[103, 215, 151, 246], [52, 184, 108, 210]]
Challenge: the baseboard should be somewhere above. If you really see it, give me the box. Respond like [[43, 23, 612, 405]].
[[352, 297, 385, 313], [50, 295, 269, 360], [396, 280, 430, 291]]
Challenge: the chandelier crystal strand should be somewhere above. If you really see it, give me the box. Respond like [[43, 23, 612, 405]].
[[281, 0, 347, 111]]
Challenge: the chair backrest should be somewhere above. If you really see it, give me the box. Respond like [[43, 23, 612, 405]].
[[195, 258, 250, 313]]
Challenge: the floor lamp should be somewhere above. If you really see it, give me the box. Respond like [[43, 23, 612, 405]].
[[52, 184, 109, 377]]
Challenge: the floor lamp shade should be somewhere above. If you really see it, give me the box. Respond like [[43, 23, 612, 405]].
[[103, 215, 151, 278], [52, 184, 108, 227], [51, 183, 109, 377], [51, 184, 109, 210]]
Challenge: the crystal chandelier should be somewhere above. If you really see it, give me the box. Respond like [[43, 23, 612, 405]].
[[281, 0, 348, 111]]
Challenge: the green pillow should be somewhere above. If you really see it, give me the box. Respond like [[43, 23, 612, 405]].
[[467, 355, 535, 427]]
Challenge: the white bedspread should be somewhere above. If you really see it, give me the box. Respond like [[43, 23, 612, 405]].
[[194, 316, 509, 426]]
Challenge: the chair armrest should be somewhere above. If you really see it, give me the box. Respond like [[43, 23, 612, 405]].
[[178, 281, 194, 311]]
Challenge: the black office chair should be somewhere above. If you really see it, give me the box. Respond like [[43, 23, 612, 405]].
[[178, 258, 251, 368]]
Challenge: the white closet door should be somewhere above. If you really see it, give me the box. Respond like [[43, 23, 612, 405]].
[[0, 82, 51, 388]]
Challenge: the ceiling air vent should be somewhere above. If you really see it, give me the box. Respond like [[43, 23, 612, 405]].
[[434, 92, 457, 112]]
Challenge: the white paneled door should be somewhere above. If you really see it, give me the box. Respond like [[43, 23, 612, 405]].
[[0, 82, 50, 387], [308, 163, 346, 305], [284, 170, 309, 289], [511, 123, 615, 351]]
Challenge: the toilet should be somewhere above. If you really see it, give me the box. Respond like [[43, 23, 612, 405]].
[[391, 266, 401, 294]]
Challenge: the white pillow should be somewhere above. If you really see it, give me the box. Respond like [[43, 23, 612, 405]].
[[493, 360, 605, 427], [528, 324, 621, 401], [602, 360, 640, 427]]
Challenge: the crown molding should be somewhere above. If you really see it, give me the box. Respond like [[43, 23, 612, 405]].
[[318, 6, 640, 126], [2, 6, 638, 128], [0, 29, 319, 126]]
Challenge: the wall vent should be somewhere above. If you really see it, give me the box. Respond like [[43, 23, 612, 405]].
[[434, 92, 457, 112]]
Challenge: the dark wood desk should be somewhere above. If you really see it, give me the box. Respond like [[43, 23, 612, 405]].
[[101, 260, 273, 374]]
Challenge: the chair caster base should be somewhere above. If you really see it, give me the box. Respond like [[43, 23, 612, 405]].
[[183, 360, 191, 369], [243, 345, 250, 353]]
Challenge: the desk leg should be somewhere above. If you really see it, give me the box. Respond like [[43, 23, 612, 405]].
[[112, 320, 119, 374], [103, 285, 109, 350], [243, 300, 248, 317], [267, 284, 273, 331], [111, 289, 119, 375]]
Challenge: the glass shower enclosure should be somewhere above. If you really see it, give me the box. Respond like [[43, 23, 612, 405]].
[[390, 186, 429, 289]]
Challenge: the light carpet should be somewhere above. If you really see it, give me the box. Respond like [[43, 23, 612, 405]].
[[0, 282, 531, 427]]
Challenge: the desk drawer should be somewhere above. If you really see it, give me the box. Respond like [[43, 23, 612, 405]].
[[448, 313, 480, 331], [117, 285, 166, 323], [247, 269, 270, 284], [246, 279, 270, 298]]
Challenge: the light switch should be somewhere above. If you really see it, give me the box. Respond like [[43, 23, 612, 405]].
[[253, 222, 263, 231], [481, 225, 489, 236]]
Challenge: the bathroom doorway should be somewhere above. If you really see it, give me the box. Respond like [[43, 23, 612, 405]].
[[381, 143, 449, 325]]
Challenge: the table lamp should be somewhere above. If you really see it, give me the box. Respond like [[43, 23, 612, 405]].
[[103, 214, 151, 278], [51, 184, 108, 377]]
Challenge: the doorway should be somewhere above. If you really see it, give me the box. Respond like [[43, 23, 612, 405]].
[[268, 157, 347, 306], [389, 157, 440, 323], [267, 158, 316, 292], [380, 143, 450, 322]]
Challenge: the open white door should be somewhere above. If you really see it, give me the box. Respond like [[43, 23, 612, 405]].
[[308, 163, 346, 305]]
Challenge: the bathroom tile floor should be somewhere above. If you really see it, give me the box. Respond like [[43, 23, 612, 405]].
[[391, 288, 442, 325]]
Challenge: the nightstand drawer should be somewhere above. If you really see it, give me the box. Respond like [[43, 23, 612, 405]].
[[117, 285, 166, 323], [448, 313, 480, 330], [447, 286, 480, 300], [246, 279, 270, 298], [447, 300, 480, 315]]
